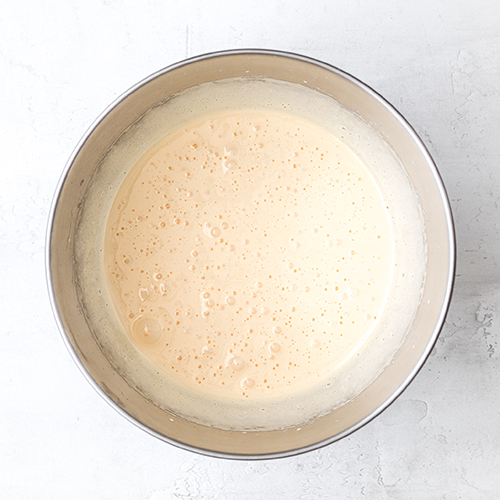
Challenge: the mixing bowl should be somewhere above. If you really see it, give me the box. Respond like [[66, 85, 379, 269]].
[[47, 49, 455, 459]]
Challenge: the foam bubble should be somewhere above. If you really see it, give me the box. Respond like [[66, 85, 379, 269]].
[[269, 342, 281, 353], [241, 377, 255, 388], [228, 356, 245, 371], [132, 317, 162, 345]]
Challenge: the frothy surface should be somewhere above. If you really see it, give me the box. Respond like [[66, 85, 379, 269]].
[[105, 110, 392, 399], [74, 77, 426, 430]]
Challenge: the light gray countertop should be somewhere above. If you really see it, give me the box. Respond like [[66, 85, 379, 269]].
[[1, 1, 499, 498]]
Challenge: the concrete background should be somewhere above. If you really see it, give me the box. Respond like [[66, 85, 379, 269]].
[[1, 0, 499, 498]]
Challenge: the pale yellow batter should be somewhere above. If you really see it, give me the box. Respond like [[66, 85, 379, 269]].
[[105, 109, 393, 401]]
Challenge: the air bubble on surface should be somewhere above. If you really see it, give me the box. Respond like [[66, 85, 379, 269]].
[[132, 317, 162, 345]]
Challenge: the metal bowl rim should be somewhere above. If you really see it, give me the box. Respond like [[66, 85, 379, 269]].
[[46, 48, 456, 460]]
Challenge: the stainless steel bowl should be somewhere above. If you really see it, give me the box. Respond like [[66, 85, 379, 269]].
[[47, 49, 455, 459]]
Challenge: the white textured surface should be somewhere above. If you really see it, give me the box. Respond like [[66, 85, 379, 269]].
[[1, 1, 499, 498]]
